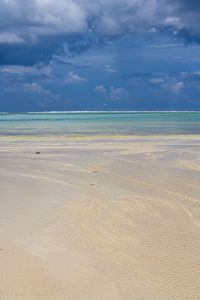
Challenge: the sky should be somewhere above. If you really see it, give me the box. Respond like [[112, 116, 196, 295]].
[[1, 0, 200, 111]]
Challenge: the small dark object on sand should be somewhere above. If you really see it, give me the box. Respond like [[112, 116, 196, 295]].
[[35, 151, 41, 154], [92, 170, 99, 173]]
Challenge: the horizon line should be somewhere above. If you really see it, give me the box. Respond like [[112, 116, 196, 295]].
[[1, 110, 200, 114]]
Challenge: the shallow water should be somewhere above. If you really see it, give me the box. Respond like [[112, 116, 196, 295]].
[[0, 112, 200, 136]]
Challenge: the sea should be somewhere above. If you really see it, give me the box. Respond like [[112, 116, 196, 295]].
[[0, 112, 200, 136]]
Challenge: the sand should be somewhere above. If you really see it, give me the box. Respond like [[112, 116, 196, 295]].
[[0, 135, 200, 299]]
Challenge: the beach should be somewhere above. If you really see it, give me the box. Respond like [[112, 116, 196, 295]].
[[1, 0, 200, 295], [0, 134, 200, 299]]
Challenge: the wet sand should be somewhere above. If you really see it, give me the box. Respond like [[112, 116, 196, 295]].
[[0, 135, 200, 299]]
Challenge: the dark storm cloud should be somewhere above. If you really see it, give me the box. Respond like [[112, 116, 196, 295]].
[[0, 0, 200, 66]]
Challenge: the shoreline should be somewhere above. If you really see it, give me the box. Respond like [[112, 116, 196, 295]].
[[1, 133, 200, 140]]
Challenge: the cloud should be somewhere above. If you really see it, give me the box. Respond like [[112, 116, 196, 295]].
[[24, 83, 52, 95], [149, 75, 184, 94], [0, 0, 87, 65], [23, 82, 60, 99], [181, 71, 200, 81], [86, 0, 158, 37], [1, 64, 52, 76], [149, 78, 164, 84], [24, 83, 44, 93], [65, 71, 88, 84], [95, 84, 130, 101], [166, 0, 200, 36], [95, 84, 107, 94], [106, 65, 118, 74], [0, 33, 25, 44], [110, 86, 130, 101], [1, 0, 200, 66], [0, 0, 161, 46], [0, 0, 87, 40], [169, 81, 184, 94]]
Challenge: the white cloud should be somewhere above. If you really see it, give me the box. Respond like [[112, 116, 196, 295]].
[[110, 86, 130, 101], [2, 65, 52, 76], [149, 75, 184, 94], [106, 65, 118, 74], [30, 0, 87, 36], [95, 84, 107, 94], [149, 78, 164, 84], [0, 33, 24, 44], [170, 81, 184, 94], [0, 0, 87, 44], [23, 82, 59, 99], [24, 83, 44, 93], [149, 27, 157, 33], [164, 17, 182, 29], [181, 71, 200, 78], [65, 71, 88, 84], [95, 84, 130, 100], [87, 0, 158, 36]]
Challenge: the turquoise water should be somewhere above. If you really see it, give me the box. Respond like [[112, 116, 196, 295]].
[[0, 112, 200, 136]]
